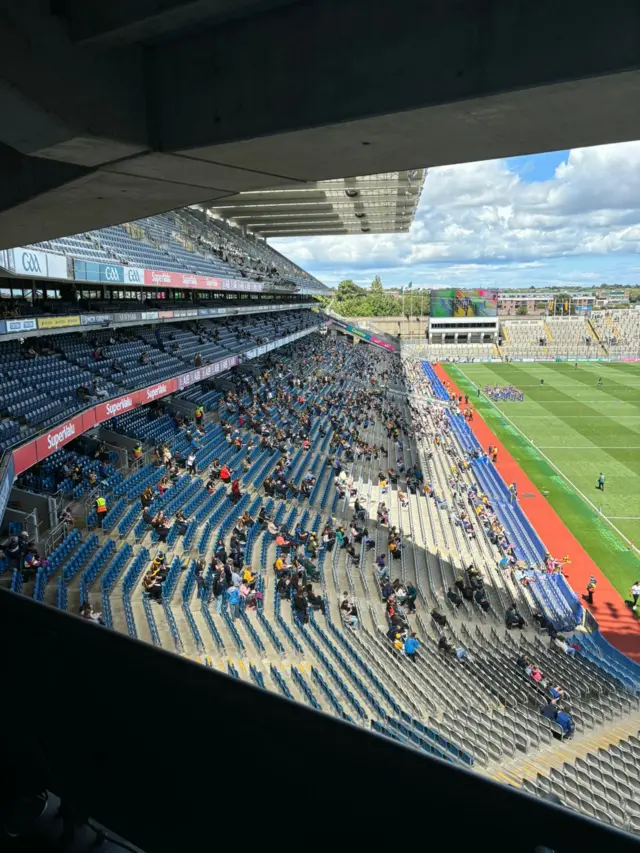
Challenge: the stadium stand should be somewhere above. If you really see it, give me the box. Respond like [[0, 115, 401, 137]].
[[27, 209, 325, 291], [3, 330, 638, 836], [408, 343, 497, 361], [0, 310, 317, 446], [500, 319, 548, 358], [500, 313, 640, 360], [590, 309, 640, 353], [545, 317, 606, 358], [400, 312, 640, 363]]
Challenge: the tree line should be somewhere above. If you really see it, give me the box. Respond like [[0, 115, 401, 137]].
[[322, 276, 431, 317], [319, 278, 640, 318]]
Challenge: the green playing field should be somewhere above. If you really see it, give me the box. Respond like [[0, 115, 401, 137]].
[[442, 360, 640, 601]]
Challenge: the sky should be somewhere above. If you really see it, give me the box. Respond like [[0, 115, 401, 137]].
[[269, 141, 640, 291]]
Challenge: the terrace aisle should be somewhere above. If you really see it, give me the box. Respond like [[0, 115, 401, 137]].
[[432, 363, 640, 663]]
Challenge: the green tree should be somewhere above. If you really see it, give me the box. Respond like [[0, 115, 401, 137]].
[[515, 305, 528, 316], [336, 279, 364, 300], [370, 275, 384, 294]]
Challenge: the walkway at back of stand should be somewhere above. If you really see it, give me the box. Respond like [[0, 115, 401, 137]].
[[432, 363, 640, 664]]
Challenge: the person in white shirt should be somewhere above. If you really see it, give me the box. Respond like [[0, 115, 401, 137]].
[[186, 452, 196, 475], [631, 581, 640, 610], [553, 636, 575, 656]]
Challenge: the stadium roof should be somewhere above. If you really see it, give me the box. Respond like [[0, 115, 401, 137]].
[[205, 170, 426, 237]]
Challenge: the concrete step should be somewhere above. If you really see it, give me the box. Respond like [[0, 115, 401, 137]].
[[490, 710, 640, 786]]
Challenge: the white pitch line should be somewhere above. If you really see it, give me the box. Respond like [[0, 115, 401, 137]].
[[509, 415, 640, 419], [454, 365, 640, 555], [537, 446, 640, 450], [607, 516, 640, 521]]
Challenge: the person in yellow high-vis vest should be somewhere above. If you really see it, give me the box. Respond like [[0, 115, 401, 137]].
[[132, 442, 143, 460], [95, 496, 107, 528], [195, 406, 204, 428]]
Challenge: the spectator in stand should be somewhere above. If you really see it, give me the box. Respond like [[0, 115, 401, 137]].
[[474, 587, 491, 613], [156, 517, 170, 544], [340, 593, 358, 629], [552, 634, 576, 656], [220, 463, 231, 485], [375, 554, 389, 582], [274, 553, 292, 576], [275, 530, 292, 553], [293, 588, 308, 624], [79, 602, 105, 624], [143, 571, 163, 602], [306, 584, 325, 615], [212, 571, 226, 614], [322, 527, 336, 553], [438, 635, 454, 656], [230, 478, 242, 504], [22, 551, 41, 582], [447, 586, 462, 608], [431, 609, 448, 629], [532, 610, 558, 639], [404, 633, 420, 662], [226, 584, 240, 619], [403, 584, 417, 613], [297, 555, 319, 582], [556, 708, 575, 739], [94, 496, 107, 528], [505, 604, 525, 630], [548, 684, 565, 702], [529, 665, 543, 683]]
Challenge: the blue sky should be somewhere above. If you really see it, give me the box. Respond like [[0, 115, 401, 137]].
[[506, 150, 570, 183], [270, 142, 640, 290]]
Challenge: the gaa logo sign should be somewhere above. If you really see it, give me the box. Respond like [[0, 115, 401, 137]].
[[126, 268, 141, 283], [21, 252, 42, 274], [104, 265, 121, 282]]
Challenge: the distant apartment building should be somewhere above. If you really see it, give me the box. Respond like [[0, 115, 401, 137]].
[[497, 292, 596, 316], [594, 289, 630, 307]]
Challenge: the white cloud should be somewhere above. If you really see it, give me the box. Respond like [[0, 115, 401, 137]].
[[270, 141, 640, 288]]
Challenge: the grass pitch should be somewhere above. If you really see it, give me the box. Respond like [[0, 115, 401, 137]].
[[443, 360, 640, 601]]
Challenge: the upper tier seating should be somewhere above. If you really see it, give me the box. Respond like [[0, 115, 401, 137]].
[[27, 209, 326, 292]]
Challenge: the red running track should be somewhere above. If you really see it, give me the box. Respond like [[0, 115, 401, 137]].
[[433, 363, 640, 663]]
